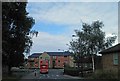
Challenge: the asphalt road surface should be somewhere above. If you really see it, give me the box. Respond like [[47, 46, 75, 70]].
[[20, 69, 81, 79], [38, 69, 69, 79]]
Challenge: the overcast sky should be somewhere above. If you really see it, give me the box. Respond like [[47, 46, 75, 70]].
[[26, 1, 119, 57]]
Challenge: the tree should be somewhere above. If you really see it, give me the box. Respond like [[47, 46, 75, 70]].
[[2, 2, 38, 74], [69, 20, 117, 76]]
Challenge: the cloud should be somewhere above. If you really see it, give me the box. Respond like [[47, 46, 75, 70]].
[[28, 0, 119, 2], [27, 2, 118, 33], [26, 2, 118, 54], [105, 33, 118, 46], [30, 32, 71, 54], [28, 2, 118, 37]]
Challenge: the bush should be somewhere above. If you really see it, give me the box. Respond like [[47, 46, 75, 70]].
[[92, 70, 118, 79], [64, 67, 79, 76]]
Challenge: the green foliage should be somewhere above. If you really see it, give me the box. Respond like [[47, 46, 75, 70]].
[[64, 62, 70, 68], [2, 2, 38, 74], [69, 20, 117, 67], [64, 67, 79, 76]]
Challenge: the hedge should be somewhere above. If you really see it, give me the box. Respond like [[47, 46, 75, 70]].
[[64, 67, 79, 76]]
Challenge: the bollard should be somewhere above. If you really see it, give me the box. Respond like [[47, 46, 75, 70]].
[[34, 72, 36, 77], [34, 69, 37, 77]]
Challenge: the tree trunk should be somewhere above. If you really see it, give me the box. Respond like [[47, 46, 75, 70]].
[[77, 62, 80, 68], [81, 63, 84, 77], [92, 55, 95, 72], [8, 65, 12, 75], [8, 53, 12, 75]]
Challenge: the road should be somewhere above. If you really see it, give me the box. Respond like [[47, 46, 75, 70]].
[[20, 69, 81, 80]]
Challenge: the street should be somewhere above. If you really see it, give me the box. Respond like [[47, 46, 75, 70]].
[[20, 69, 81, 79]]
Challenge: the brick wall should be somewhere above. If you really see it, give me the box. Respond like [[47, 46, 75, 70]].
[[34, 58, 39, 68], [102, 53, 118, 72], [49, 56, 70, 68], [27, 58, 39, 68], [28, 54, 72, 69]]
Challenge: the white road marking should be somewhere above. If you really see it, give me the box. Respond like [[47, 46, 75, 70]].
[[56, 75, 59, 77], [47, 75, 49, 77]]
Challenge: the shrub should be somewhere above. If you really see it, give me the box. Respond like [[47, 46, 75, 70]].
[[64, 67, 79, 76], [92, 70, 118, 79]]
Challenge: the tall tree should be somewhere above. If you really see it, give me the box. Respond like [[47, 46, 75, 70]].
[[2, 2, 38, 74], [69, 20, 117, 76]]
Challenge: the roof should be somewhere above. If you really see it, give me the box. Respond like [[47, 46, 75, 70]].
[[99, 43, 120, 54], [46, 52, 71, 56], [28, 52, 71, 58], [28, 53, 42, 58]]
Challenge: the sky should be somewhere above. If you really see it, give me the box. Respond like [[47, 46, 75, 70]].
[[26, 1, 119, 57]]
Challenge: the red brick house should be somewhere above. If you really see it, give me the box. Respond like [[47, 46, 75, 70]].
[[46, 52, 71, 68], [27, 53, 42, 68], [99, 43, 120, 73], [27, 52, 73, 68]]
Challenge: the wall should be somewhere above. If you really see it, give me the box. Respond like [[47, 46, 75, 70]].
[[49, 55, 71, 68], [102, 53, 119, 72], [27, 58, 39, 68], [39, 53, 50, 68], [27, 58, 34, 68], [34, 58, 39, 68], [27, 53, 73, 69], [49, 56, 64, 68]]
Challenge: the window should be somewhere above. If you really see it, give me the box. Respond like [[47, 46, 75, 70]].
[[45, 57, 49, 60], [58, 60, 60, 63], [84, 63, 87, 68], [64, 60, 67, 63], [113, 53, 118, 65], [53, 56, 56, 59]]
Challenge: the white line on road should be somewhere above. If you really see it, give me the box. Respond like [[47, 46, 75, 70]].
[[56, 75, 59, 77]]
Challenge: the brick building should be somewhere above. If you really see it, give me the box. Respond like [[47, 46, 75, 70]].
[[27, 51, 74, 68], [99, 43, 120, 73], [27, 53, 42, 68]]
